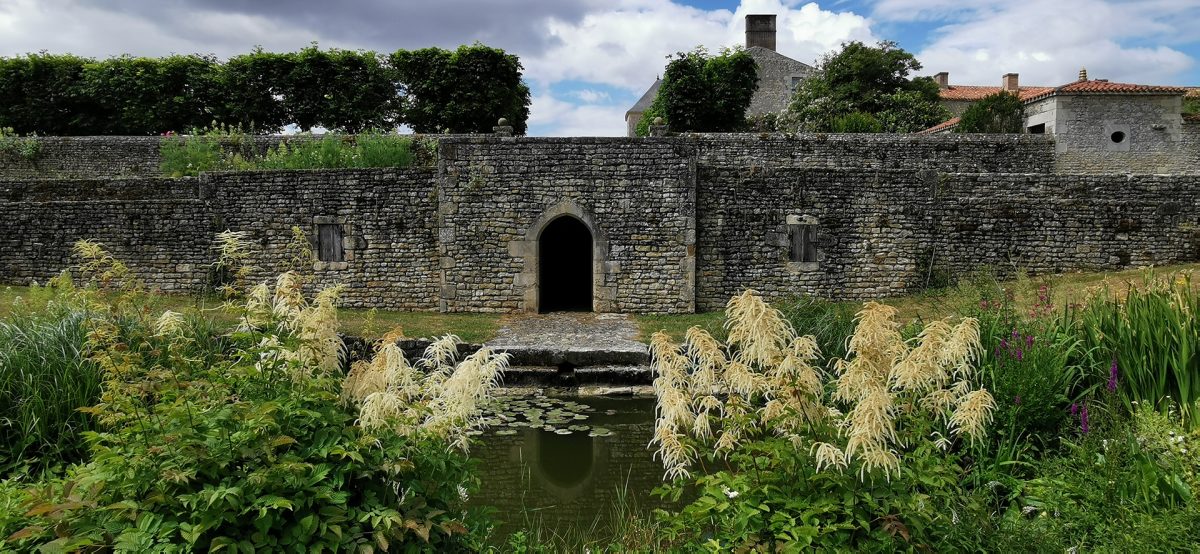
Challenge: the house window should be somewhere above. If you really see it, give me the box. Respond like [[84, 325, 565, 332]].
[[788, 223, 818, 263], [317, 223, 344, 262], [1027, 123, 1046, 134], [789, 75, 805, 93]]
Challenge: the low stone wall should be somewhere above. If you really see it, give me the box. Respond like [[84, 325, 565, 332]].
[[688, 133, 1057, 173], [1, 136, 1197, 314], [695, 167, 1200, 309]]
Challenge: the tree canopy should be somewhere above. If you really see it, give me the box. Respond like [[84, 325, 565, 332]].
[[0, 44, 531, 135], [956, 91, 1026, 133], [637, 47, 758, 136], [392, 45, 530, 135], [781, 41, 948, 133]]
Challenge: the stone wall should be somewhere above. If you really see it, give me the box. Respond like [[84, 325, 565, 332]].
[[0, 169, 443, 310], [0, 136, 300, 180], [746, 47, 813, 117], [0, 177, 212, 290], [687, 133, 1056, 173], [695, 167, 1200, 310], [437, 137, 695, 313], [1, 135, 1197, 314]]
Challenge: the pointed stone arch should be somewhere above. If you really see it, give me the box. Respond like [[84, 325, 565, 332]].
[[510, 199, 613, 313]]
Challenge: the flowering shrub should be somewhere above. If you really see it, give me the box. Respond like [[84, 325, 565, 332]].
[[648, 291, 996, 550], [3, 245, 501, 550]]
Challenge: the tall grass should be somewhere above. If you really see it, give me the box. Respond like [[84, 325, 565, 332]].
[[1077, 272, 1199, 428], [0, 302, 99, 475], [161, 129, 423, 177]]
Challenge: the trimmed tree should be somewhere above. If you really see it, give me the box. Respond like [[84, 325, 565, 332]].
[[391, 44, 531, 135], [782, 41, 948, 133], [637, 47, 758, 135], [956, 91, 1025, 133]]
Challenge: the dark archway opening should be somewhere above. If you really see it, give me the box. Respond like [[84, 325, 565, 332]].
[[539, 216, 593, 313]]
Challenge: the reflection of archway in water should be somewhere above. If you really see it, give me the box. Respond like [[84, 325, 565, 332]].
[[520, 428, 607, 501]]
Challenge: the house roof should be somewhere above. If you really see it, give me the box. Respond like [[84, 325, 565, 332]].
[[1185, 113, 1200, 123], [1023, 79, 1188, 102], [1186, 87, 1200, 98], [917, 116, 960, 135], [939, 85, 1053, 102], [745, 45, 814, 72], [627, 79, 661, 116]]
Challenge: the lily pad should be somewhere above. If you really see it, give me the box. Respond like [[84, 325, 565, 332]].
[[588, 427, 612, 437]]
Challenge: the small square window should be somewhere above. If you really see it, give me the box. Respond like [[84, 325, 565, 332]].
[[788, 223, 818, 263], [317, 223, 344, 262]]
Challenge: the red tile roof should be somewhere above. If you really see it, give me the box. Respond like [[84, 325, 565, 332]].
[[1185, 113, 1200, 123], [1187, 87, 1200, 98], [917, 116, 960, 135], [1023, 79, 1188, 102], [939, 85, 1053, 102]]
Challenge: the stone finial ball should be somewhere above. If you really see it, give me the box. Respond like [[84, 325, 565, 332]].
[[653, 117, 664, 125], [498, 118, 509, 127]]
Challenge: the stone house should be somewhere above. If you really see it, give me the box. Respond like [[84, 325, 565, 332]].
[[624, 14, 813, 137]]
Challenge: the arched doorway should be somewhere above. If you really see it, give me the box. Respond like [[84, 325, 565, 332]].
[[538, 216, 593, 312]]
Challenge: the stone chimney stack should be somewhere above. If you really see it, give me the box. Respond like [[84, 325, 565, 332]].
[[745, 14, 777, 51], [1078, 67, 1088, 81], [1002, 73, 1019, 93], [934, 72, 949, 89]]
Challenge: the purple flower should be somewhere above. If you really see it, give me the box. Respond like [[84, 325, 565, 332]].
[[1026, 335, 1034, 348], [1107, 358, 1119, 393], [1069, 403, 1079, 416], [1014, 395, 1022, 405], [1000, 338, 1008, 350], [1012, 328, 1020, 339], [1081, 403, 1090, 434], [1016, 348, 1024, 361]]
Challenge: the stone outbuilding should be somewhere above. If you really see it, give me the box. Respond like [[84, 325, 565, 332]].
[[624, 14, 813, 136]]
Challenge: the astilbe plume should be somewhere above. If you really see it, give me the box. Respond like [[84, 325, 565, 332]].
[[649, 291, 996, 484], [346, 332, 509, 452], [213, 230, 257, 298]]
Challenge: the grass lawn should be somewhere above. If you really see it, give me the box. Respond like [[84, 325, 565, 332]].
[[635, 262, 1200, 341], [5, 262, 1197, 345], [0, 285, 503, 344]]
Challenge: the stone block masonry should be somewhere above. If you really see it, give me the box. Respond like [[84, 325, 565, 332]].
[[0, 134, 1197, 314]]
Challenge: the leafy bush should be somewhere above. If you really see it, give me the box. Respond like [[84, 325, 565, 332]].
[[0, 127, 41, 162], [956, 91, 1025, 134], [642, 47, 758, 134], [648, 292, 996, 550], [4, 244, 503, 550], [831, 111, 882, 133]]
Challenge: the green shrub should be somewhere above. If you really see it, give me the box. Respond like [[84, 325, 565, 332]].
[[0, 293, 98, 476], [0, 127, 41, 162], [831, 111, 882, 133], [5, 247, 496, 550], [956, 91, 1024, 134]]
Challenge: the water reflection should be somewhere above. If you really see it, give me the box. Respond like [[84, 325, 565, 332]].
[[469, 396, 662, 538]]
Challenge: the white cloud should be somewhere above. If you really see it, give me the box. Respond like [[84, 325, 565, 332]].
[[523, 1, 874, 92], [570, 89, 613, 103], [869, 0, 1198, 86], [528, 94, 630, 136]]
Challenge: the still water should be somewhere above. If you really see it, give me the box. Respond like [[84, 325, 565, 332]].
[[469, 395, 665, 538]]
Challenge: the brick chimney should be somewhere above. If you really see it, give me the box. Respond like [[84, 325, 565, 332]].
[[934, 72, 949, 89], [1002, 73, 1019, 93], [745, 14, 777, 51]]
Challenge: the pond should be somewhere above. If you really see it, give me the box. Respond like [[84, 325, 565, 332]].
[[469, 394, 666, 539]]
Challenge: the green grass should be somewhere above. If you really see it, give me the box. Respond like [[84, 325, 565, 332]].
[[0, 286, 502, 343], [636, 263, 1200, 342]]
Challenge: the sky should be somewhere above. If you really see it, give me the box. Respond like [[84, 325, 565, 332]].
[[0, 0, 1197, 136]]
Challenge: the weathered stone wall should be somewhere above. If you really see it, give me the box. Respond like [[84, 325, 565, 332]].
[[0, 177, 212, 290], [0, 169, 443, 310], [210, 169, 442, 311], [1050, 95, 1196, 174], [1, 136, 1197, 314], [0, 136, 300, 180], [695, 167, 1200, 309], [437, 137, 695, 313], [687, 133, 1057, 173]]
